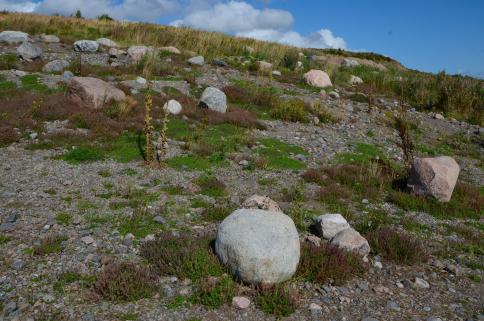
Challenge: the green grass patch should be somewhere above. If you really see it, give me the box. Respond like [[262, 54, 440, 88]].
[[166, 155, 227, 171], [256, 285, 298, 317], [34, 234, 68, 255], [336, 142, 385, 164], [20, 74, 50, 93], [117, 209, 164, 238], [0, 235, 11, 245], [195, 175, 226, 197], [255, 138, 307, 170], [61, 146, 105, 164], [53, 271, 95, 294], [55, 212, 72, 226]]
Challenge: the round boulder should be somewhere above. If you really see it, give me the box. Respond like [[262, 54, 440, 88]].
[[330, 228, 370, 256], [0, 31, 30, 43], [198, 87, 227, 113], [42, 59, 70, 73], [163, 99, 182, 115], [74, 40, 99, 52], [17, 42, 43, 61], [303, 70, 332, 88], [215, 209, 300, 284]]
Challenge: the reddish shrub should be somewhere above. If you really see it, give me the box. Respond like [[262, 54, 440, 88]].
[[223, 85, 250, 104], [0, 126, 18, 146]]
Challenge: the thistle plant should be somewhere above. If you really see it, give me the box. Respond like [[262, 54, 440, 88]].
[[156, 109, 169, 164], [144, 81, 154, 163]]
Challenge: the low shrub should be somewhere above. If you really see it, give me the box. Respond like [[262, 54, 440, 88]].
[[256, 284, 299, 317], [270, 98, 307, 122], [34, 234, 67, 255], [61, 146, 105, 164], [192, 275, 237, 309], [0, 126, 18, 146], [140, 233, 224, 282], [296, 242, 366, 285], [195, 175, 226, 197], [367, 227, 428, 265], [201, 205, 233, 222], [93, 261, 158, 302]]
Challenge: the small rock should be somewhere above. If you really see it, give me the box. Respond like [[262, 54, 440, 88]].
[[96, 38, 118, 48], [374, 261, 383, 269], [272, 70, 282, 76], [329, 91, 340, 99], [303, 69, 332, 88], [11, 259, 25, 271], [198, 86, 227, 113], [74, 40, 99, 52], [387, 300, 400, 311], [414, 277, 430, 289], [241, 195, 282, 212], [187, 56, 204, 66], [357, 281, 369, 291], [330, 228, 370, 256], [160, 46, 181, 54], [163, 99, 182, 115], [313, 213, 350, 239], [212, 58, 228, 67], [40, 34, 60, 43], [153, 216, 166, 224], [232, 296, 251, 309], [123, 233, 135, 246], [81, 236, 95, 245], [62, 71, 74, 80], [434, 113, 445, 120], [239, 160, 249, 166], [43, 294, 55, 303], [309, 302, 323, 315], [43, 59, 70, 73]]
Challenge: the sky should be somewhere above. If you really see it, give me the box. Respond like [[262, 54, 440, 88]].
[[1, 0, 483, 77]]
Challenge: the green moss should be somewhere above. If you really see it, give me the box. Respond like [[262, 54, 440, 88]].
[[255, 137, 307, 170], [61, 147, 105, 164], [20, 74, 50, 93], [0, 235, 11, 245], [191, 276, 236, 309], [336, 142, 384, 164], [53, 272, 95, 294], [106, 133, 144, 163], [55, 212, 72, 225], [195, 175, 226, 197], [117, 211, 164, 238], [166, 155, 226, 171]]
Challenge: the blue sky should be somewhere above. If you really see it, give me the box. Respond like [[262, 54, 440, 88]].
[[3, 0, 484, 77]]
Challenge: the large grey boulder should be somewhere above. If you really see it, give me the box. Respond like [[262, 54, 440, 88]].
[[16, 42, 43, 61], [127, 45, 155, 63], [187, 56, 205, 66], [0, 31, 30, 43], [303, 70, 332, 88], [215, 209, 300, 284], [407, 156, 460, 202], [96, 38, 118, 48], [330, 228, 370, 256], [314, 214, 350, 239], [68, 77, 125, 109], [73, 40, 99, 52], [198, 87, 227, 113], [42, 59, 70, 73]]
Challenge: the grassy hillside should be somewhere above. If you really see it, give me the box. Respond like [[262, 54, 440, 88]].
[[0, 12, 483, 124]]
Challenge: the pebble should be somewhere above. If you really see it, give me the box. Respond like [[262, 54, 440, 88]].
[[373, 261, 383, 269], [357, 281, 369, 291], [81, 236, 95, 245], [387, 300, 400, 311], [309, 302, 322, 315], [153, 216, 166, 224], [123, 233, 135, 246], [232, 296, 251, 309], [414, 277, 430, 289], [11, 259, 25, 271]]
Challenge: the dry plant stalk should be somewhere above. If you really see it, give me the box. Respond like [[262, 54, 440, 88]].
[[156, 109, 169, 164], [144, 81, 154, 163]]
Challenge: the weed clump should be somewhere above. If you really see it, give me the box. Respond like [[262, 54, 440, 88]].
[[93, 261, 158, 302], [140, 233, 224, 282], [270, 98, 307, 122], [256, 284, 299, 317], [34, 234, 67, 255], [296, 242, 366, 285], [195, 175, 226, 197], [367, 227, 428, 265]]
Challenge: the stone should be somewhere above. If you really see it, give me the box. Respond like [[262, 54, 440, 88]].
[[330, 228, 370, 256], [62, 71, 74, 80], [434, 113, 445, 120], [387, 300, 400, 311], [163, 99, 182, 115], [215, 209, 300, 284], [0, 30, 30, 43], [272, 70, 282, 76], [329, 91, 340, 99], [342, 58, 360, 67], [296, 61, 304, 69], [374, 261, 383, 269], [303, 234, 321, 247], [136, 76, 147, 84], [309, 303, 323, 315], [40, 34, 60, 43], [198, 86, 227, 113], [303, 70, 333, 88], [241, 195, 282, 212], [232, 296, 251, 309], [153, 216, 166, 225], [361, 318, 378, 321], [414, 277, 430, 289], [239, 160, 249, 166], [257, 60, 273, 71], [42, 59, 70, 73], [16, 42, 43, 60], [73, 40, 99, 52], [96, 38, 118, 48], [123, 233, 135, 246], [314, 214, 350, 239], [212, 58, 228, 67], [11, 259, 25, 270], [407, 156, 460, 202], [127, 46, 154, 62], [187, 55, 205, 66], [108, 47, 126, 58], [81, 236, 95, 245], [68, 77, 126, 109], [160, 46, 181, 54], [350, 75, 363, 84], [30, 132, 38, 140]]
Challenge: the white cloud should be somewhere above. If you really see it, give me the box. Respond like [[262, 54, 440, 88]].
[[34, 0, 180, 21], [171, 1, 346, 49], [0, 0, 38, 12], [171, 1, 293, 33]]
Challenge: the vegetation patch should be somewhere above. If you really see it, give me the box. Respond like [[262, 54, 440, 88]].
[[255, 138, 307, 170], [34, 234, 68, 255], [296, 242, 366, 285], [53, 271, 95, 294], [256, 285, 299, 317], [61, 146, 105, 164], [55, 212, 72, 226], [367, 227, 428, 265], [117, 208, 164, 238], [93, 261, 158, 302], [195, 174, 226, 197]]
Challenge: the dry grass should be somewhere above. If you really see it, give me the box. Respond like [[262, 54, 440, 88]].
[[93, 261, 158, 302], [367, 227, 428, 265], [296, 242, 366, 285]]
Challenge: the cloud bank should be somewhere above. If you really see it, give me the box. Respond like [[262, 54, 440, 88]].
[[0, 0, 347, 49]]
